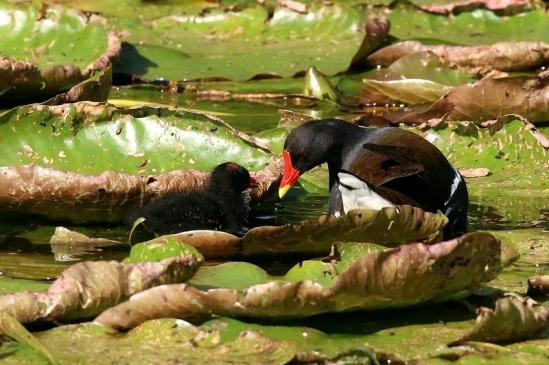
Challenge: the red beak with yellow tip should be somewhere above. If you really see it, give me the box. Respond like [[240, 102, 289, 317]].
[[279, 150, 301, 198]]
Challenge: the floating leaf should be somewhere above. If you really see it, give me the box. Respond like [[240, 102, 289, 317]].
[[0, 4, 119, 102], [0, 248, 202, 324], [452, 294, 549, 344], [527, 275, 549, 296], [95, 232, 506, 329], [0, 102, 280, 222], [386, 6, 549, 45], [367, 41, 549, 74], [400, 73, 549, 124], [110, 2, 378, 81], [124, 238, 204, 264], [166, 205, 447, 258], [364, 78, 451, 104], [414, 0, 532, 15]]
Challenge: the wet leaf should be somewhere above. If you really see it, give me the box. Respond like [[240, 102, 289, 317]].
[[123, 238, 204, 264], [43, 66, 113, 105], [303, 66, 338, 101], [453, 294, 549, 344], [0, 248, 202, 324], [0, 4, 119, 102], [368, 41, 549, 74], [166, 205, 448, 258], [49, 226, 124, 262], [96, 232, 505, 329], [386, 5, 549, 46], [110, 2, 377, 81], [0, 102, 280, 222], [0, 277, 50, 295], [364, 78, 451, 104], [415, 0, 532, 14], [0, 312, 58, 365]]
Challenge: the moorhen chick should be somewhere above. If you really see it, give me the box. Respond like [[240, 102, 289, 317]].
[[132, 162, 256, 235], [278, 119, 468, 238]]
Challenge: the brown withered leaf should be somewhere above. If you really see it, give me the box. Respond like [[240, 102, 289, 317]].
[[452, 294, 549, 344], [350, 17, 391, 68], [96, 232, 504, 329], [0, 254, 202, 324], [398, 73, 549, 125], [168, 205, 447, 258], [458, 168, 491, 178], [367, 41, 549, 74], [527, 275, 549, 296], [0, 157, 281, 223]]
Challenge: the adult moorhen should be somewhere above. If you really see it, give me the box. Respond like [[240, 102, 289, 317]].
[[278, 119, 468, 238], [131, 162, 256, 235]]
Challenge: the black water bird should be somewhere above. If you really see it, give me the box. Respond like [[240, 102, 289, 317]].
[[133, 162, 256, 235], [278, 119, 468, 238]]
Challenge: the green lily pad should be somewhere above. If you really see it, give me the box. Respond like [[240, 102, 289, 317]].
[[0, 277, 50, 295], [124, 238, 204, 264], [0, 102, 280, 222], [0, 3, 119, 102], [96, 232, 506, 329], [386, 5, 549, 45], [107, 2, 382, 81], [0, 102, 271, 175]]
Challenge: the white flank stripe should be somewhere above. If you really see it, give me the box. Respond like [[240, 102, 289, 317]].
[[337, 172, 394, 213]]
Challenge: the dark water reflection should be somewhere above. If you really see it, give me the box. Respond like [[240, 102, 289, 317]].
[[0, 192, 546, 280]]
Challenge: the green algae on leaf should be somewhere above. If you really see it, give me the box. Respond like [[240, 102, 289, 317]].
[[386, 6, 549, 46], [0, 102, 281, 222], [124, 238, 204, 264], [0, 250, 202, 324], [96, 232, 505, 329], [165, 205, 447, 258], [0, 4, 119, 102], [0, 312, 58, 365], [111, 2, 377, 81]]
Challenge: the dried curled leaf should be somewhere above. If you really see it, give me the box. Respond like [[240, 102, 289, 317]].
[[452, 294, 549, 344], [96, 232, 504, 329], [367, 41, 549, 74], [168, 205, 447, 258], [0, 252, 202, 324], [399, 73, 549, 125], [527, 275, 549, 296]]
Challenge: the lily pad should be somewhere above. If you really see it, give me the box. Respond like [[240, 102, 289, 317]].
[[0, 102, 281, 222], [386, 5, 549, 45], [0, 3, 120, 102], [166, 205, 448, 258], [95, 232, 506, 329], [109, 2, 385, 81], [0, 246, 202, 324]]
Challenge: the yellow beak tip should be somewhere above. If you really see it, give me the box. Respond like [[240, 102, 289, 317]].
[[278, 186, 291, 199]]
